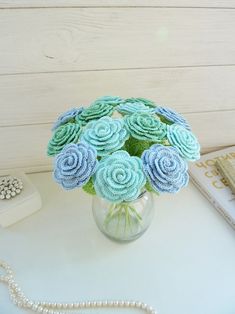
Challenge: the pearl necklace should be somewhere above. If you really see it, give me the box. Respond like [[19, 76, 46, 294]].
[[0, 260, 157, 314]]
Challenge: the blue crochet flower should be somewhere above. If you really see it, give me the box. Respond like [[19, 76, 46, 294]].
[[117, 102, 155, 115], [54, 142, 98, 190], [80, 117, 129, 156], [93, 151, 146, 203], [52, 107, 83, 131], [167, 124, 200, 161], [142, 144, 189, 193], [92, 95, 123, 107], [155, 106, 191, 130]]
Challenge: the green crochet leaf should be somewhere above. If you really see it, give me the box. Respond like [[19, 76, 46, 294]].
[[145, 181, 160, 195], [124, 136, 151, 157], [82, 178, 96, 196], [157, 115, 172, 125]]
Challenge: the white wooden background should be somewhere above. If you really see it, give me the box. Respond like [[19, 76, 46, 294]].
[[0, 0, 235, 173]]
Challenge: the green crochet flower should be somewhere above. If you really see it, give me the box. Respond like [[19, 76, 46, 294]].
[[123, 97, 157, 108], [76, 103, 114, 126], [117, 102, 155, 115], [124, 113, 167, 142], [81, 117, 129, 156], [47, 123, 82, 156], [167, 124, 200, 161], [92, 95, 123, 107]]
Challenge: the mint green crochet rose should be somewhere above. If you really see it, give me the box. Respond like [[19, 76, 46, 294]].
[[124, 113, 167, 142], [47, 123, 82, 156], [117, 102, 155, 115], [76, 102, 114, 126], [93, 151, 146, 203], [81, 117, 129, 156], [124, 97, 157, 108], [167, 124, 200, 161], [92, 95, 123, 107]]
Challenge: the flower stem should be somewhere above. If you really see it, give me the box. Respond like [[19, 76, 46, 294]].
[[104, 202, 143, 237]]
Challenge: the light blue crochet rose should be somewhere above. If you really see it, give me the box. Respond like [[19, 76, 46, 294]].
[[167, 124, 200, 161], [124, 113, 167, 142], [76, 102, 114, 126], [142, 144, 189, 193], [52, 107, 83, 131], [93, 151, 146, 203], [92, 95, 123, 107], [155, 106, 191, 130], [117, 102, 155, 115], [124, 97, 157, 108], [80, 117, 129, 156], [54, 142, 98, 190]]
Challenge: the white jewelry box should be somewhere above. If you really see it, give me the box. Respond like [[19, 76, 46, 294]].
[[0, 171, 42, 227]]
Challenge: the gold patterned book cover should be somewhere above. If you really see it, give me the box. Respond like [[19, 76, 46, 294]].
[[189, 146, 235, 229]]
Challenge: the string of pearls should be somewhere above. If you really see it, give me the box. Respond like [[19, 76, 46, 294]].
[[0, 260, 157, 314]]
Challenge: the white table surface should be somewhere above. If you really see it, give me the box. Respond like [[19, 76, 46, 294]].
[[0, 172, 235, 314]]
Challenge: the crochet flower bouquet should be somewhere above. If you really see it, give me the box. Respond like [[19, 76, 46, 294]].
[[47, 96, 200, 240]]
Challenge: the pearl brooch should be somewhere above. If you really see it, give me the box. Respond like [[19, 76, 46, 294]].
[[0, 176, 23, 200], [0, 260, 157, 314]]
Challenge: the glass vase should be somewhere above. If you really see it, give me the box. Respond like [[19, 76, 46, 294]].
[[92, 191, 154, 243]]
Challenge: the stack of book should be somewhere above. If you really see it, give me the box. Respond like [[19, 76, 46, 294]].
[[189, 146, 235, 229]]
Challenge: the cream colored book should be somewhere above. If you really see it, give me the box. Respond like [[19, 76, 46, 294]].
[[189, 146, 235, 229], [215, 159, 235, 195]]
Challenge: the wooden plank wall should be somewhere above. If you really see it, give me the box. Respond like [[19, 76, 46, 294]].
[[0, 0, 235, 173]]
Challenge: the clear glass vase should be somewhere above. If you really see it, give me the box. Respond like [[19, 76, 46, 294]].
[[92, 191, 154, 243]]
